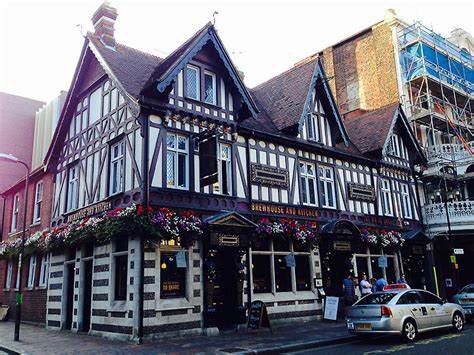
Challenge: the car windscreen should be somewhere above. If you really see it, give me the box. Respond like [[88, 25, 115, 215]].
[[355, 293, 397, 305], [460, 285, 474, 294]]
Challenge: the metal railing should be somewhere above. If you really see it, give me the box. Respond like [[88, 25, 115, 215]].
[[423, 200, 474, 232]]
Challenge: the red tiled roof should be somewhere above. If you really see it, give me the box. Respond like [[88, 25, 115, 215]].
[[252, 58, 316, 131], [344, 102, 399, 154], [88, 33, 162, 99]]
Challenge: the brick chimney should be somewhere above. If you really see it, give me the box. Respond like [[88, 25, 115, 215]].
[[91, 1, 118, 48]]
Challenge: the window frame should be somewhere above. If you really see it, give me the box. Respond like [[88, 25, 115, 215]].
[[159, 240, 187, 299], [5, 259, 13, 289], [381, 179, 393, 216], [33, 181, 44, 224], [112, 239, 128, 302], [38, 253, 49, 287], [27, 254, 37, 288], [109, 141, 125, 195], [15, 258, 21, 289], [66, 164, 80, 212], [186, 65, 200, 101], [299, 161, 318, 206], [250, 239, 312, 295], [166, 133, 189, 190], [400, 183, 412, 219], [213, 142, 232, 195], [203, 70, 217, 105], [11, 193, 20, 233], [318, 165, 336, 209]]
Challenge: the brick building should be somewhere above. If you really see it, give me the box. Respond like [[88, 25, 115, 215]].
[[0, 93, 64, 324]]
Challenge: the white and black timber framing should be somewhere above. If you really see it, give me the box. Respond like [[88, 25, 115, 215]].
[[43, 4, 428, 343]]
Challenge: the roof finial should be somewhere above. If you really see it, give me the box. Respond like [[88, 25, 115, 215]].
[[212, 11, 219, 26]]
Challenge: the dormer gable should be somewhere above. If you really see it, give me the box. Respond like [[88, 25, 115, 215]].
[[344, 103, 426, 165], [141, 22, 258, 121]]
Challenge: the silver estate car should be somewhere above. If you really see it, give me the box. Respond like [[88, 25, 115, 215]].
[[346, 287, 465, 341], [452, 284, 474, 320]]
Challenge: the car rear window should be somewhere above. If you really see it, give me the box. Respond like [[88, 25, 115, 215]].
[[356, 293, 397, 305], [461, 286, 474, 294]]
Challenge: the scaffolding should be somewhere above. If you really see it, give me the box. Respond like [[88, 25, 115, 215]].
[[398, 22, 474, 174]]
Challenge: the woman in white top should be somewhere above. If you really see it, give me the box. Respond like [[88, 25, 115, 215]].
[[359, 273, 372, 295]]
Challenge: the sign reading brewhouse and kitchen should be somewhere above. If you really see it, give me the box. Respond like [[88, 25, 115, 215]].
[[251, 202, 319, 217], [66, 200, 112, 222]]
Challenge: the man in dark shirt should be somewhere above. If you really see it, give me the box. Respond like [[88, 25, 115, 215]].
[[342, 272, 355, 306]]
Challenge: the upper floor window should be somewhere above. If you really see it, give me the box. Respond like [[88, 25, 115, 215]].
[[204, 71, 217, 105], [401, 183, 412, 219], [33, 181, 44, 224], [67, 165, 79, 212], [319, 166, 336, 208], [88, 86, 102, 124], [381, 179, 393, 216], [300, 162, 317, 206], [11, 193, 19, 232], [213, 143, 232, 195], [306, 114, 320, 142], [186, 65, 200, 101], [110, 141, 124, 195], [388, 134, 408, 160], [167, 134, 188, 189]]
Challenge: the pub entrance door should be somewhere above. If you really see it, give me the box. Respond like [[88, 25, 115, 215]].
[[319, 220, 362, 297], [203, 212, 256, 330], [212, 247, 244, 330]]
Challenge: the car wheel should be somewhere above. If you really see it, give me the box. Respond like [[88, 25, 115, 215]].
[[452, 312, 464, 332], [402, 319, 417, 342]]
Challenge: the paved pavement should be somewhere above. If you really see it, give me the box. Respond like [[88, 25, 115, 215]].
[[0, 319, 354, 354], [288, 322, 474, 355]]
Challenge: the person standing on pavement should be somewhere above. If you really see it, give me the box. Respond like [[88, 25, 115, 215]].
[[397, 273, 408, 285], [342, 272, 356, 306], [359, 273, 372, 296], [376, 274, 388, 292]]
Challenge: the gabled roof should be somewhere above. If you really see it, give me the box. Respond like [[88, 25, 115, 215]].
[[45, 35, 162, 168], [252, 58, 349, 145], [141, 22, 258, 118], [345, 103, 426, 163], [252, 59, 316, 131]]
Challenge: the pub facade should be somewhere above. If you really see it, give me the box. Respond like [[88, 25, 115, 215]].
[[31, 2, 427, 342]]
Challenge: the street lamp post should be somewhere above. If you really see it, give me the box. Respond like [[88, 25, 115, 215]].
[[0, 153, 30, 342]]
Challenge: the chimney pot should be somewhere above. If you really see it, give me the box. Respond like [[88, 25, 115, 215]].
[[91, 1, 118, 47]]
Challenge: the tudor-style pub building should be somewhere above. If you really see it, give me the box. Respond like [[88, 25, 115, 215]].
[[3, 2, 427, 343]]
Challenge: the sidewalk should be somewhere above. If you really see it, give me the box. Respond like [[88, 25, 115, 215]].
[[0, 320, 355, 354]]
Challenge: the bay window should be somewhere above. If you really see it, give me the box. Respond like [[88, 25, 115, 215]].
[[109, 141, 124, 195], [300, 162, 317, 206], [33, 181, 43, 223], [319, 166, 336, 208], [166, 133, 189, 189]]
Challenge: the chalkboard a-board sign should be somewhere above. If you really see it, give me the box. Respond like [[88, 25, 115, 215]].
[[247, 300, 272, 333]]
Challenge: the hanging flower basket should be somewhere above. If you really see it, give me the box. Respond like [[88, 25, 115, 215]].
[[360, 228, 404, 249], [255, 218, 319, 246], [0, 204, 205, 260]]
